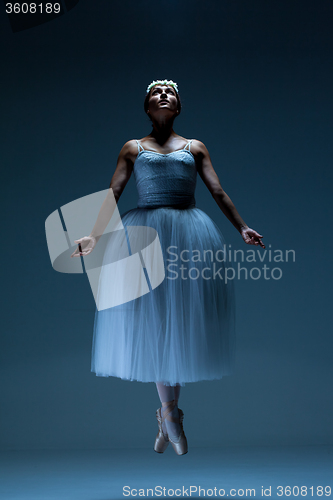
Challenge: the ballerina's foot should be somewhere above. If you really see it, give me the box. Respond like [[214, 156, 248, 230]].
[[162, 403, 182, 440]]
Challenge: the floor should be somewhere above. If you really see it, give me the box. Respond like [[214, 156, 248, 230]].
[[0, 446, 332, 500]]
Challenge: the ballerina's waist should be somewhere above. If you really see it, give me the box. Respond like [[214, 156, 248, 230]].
[[137, 194, 196, 210], [137, 201, 196, 209]]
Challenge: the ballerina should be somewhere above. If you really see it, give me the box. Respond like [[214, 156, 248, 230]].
[[71, 79, 265, 455]]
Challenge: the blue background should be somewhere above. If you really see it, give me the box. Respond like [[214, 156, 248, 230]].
[[1, 0, 332, 450]]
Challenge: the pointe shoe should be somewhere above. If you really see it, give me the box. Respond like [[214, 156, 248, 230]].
[[153, 398, 179, 454], [154, 407, 169, 453], [161, 399, 188, 456]]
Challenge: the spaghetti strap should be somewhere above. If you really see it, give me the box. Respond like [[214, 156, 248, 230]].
[[136, 139, 145, 153], [184, 140, 193, 152]]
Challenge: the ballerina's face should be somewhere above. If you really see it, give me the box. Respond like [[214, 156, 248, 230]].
[[147, 85, 179, 119]]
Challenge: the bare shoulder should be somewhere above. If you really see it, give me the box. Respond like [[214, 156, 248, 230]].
[[187, 139, 210, 169], [117, 139, 139, 165], [191, 139, 209, 157], [119, 139, 138, 156]]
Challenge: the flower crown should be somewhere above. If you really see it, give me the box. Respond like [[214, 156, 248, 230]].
[[146, 79, 179, 94]]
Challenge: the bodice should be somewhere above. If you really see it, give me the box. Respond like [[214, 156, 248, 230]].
[[133, 149, 197, 209]]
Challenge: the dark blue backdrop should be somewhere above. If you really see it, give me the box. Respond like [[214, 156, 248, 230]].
[[1, 0, 332, 449]]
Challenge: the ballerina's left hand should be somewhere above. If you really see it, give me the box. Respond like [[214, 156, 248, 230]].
[[241, 227, 265, 248]]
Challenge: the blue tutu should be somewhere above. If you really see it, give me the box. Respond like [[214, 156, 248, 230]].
[[91, 140, 236, 386]]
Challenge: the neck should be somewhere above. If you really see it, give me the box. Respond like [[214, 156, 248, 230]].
[[149, 117, 176, 145]]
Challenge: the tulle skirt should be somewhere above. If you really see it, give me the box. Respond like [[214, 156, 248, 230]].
[[91, 205, 236, 386]]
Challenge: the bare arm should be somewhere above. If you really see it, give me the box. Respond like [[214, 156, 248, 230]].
[[71, 140, 136, 257], [192, 140, 265, 248], [88, 140, 135, 242], [108, 140, 136, 204]]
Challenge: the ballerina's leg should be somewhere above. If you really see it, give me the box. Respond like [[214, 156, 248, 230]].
[[155, 382, 181, 439]]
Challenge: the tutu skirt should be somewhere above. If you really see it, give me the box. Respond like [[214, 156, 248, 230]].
[[91, 205, 236, 386]]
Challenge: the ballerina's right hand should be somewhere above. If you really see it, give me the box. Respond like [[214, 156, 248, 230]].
[[70, 236, 97, 258]]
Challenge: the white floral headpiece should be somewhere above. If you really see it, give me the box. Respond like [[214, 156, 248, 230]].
[[146, 79, 179, 94]]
